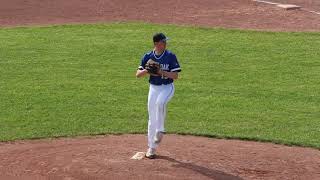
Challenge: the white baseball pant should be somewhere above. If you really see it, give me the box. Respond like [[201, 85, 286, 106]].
[[147, 83, 175, 149]]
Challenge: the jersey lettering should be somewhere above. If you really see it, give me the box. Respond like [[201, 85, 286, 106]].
[[139, 50, 181, 85]]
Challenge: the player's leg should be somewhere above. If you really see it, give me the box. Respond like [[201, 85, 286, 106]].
[[147, 84, 160, 149], [155, 83, 175, 137]]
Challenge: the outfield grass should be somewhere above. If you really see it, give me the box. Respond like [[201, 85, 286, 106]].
[[0, 23, 319, 148]]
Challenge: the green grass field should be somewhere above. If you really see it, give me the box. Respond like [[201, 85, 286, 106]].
[[0, 23, 319, 148]]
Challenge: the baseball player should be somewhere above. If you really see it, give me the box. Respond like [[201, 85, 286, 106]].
[[136, 33, 181, 159]]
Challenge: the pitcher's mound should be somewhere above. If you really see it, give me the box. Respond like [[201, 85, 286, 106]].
[[0, 134, 319, 180]]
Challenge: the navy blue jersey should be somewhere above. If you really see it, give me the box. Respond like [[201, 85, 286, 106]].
[[138, 50, 181, 85]]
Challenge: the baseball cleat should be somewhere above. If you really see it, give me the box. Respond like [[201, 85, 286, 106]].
[[154, 131, 165, 144], [145, 148, 156, 159]]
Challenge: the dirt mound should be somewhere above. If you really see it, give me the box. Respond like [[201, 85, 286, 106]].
[[1, 135, 319, 180], [0, 0, 320, 31]]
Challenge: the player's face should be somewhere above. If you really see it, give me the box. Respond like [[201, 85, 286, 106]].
[[155, 41, 166, 51]]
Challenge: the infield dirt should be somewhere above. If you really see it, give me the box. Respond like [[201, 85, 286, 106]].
[[1, 135, 320, 180], [0, 0, 320, 31]]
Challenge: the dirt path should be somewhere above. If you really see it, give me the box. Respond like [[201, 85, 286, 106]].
[[0, 135, 319, 180], [0, 0, 319, 31]]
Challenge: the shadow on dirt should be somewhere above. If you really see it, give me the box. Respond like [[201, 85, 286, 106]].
[[157, 155, 243, 180]]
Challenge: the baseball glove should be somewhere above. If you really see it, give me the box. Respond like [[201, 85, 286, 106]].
[[145, 59, 160, 75]]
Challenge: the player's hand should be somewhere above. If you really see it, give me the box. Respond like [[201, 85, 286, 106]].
[[136, 69, 149, 78]]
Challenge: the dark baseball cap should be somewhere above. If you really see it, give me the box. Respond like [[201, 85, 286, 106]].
[[153, 33, 170, 43]]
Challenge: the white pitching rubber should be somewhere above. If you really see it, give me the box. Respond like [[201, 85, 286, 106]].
[[131, 152, 145, 160], [277, 4, 301, 10]]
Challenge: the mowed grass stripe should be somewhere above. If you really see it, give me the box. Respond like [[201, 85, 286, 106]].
[[0, 23, 319, 148]]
